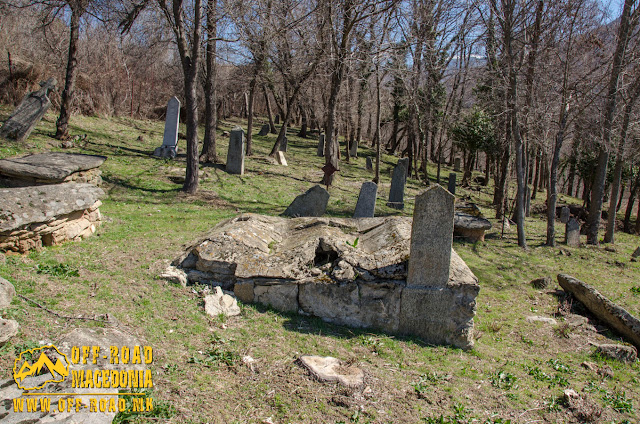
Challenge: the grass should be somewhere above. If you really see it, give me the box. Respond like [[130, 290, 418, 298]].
[[1, 105, 639, 423]]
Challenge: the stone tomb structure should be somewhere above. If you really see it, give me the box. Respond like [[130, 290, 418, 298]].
[[387, 158, 409, 210], [226, 127, 245, 175], [0, 183, 104, 252], [0, 78, 56, 142], [171, 185, 479, 349], [0, 152, 106, 187]]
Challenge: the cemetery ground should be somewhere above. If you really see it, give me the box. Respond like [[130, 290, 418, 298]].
[[1, 106, 639, 423]]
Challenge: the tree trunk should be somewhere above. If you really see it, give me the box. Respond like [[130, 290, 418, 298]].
[[546, 101, 569, 246], [200, 0, 218, 163], [246, 76, 257, 156], [183, 68, 199, 194], [55, 6, 82, 140], [624, 173, 640, 232], [263, 86, 277, 134], [586, 0, 637, 245]]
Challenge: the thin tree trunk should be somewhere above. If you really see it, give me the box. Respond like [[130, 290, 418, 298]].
[[55, 6, 82, 140], [624, 172, 640, 232], [246, 76, 257, 156], [200, 0, 218, 163]]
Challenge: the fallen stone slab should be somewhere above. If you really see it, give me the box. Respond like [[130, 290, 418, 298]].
[[558, 274, 640, 349], [282, 185, 329, 217], [171, 213, 479, 349], [454, 211, 492, 242], [0, 152, 106, 186], [0, 183, 104, 252], [298, 355, 364, 387], [594, 344, 637, 363], [0, 78, 56, 142], [526, 315, 558, 325], [205, 287, 241, 317]]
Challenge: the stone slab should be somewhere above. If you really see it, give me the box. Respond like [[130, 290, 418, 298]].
[[0, 78, 56, 142], [276, 151, 288, 166], [298, 355, 364, 387], [353, 181, 377, 218], [387, 158, 409, 209], [566, 218, 580, 247], [226, 127, 245, 174], [317, 134, 325, 157], [0, 153, 106, 182], [558, 273, 640, 349], [0, 183, 104, 232], [447, 173, 456, 195], [283, 185, 329, 217], [162, 96, 180, 147]]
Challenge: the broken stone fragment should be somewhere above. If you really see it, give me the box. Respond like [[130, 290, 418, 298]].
[[594, 344, 637, 363], [205, 287, 241, 317], [298, 355, 364, 388]]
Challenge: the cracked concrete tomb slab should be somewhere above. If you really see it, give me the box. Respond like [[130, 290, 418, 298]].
[[171, 209, 480, 350]]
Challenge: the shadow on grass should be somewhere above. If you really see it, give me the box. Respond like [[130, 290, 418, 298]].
[[103, 174, 182, 194]]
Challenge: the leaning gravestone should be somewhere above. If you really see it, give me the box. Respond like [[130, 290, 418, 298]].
[[153, 96, 180, 159], [258, 124, 270, 136], [317, 134, 325, 157], [353, 181, 377, 218], [283, 185, 329, 217], [0, 78, 56, 142], [387, 158, 410, 210], [566, 217, 580, 247], [454, 157, 461, 172], [560, 206, 570, 224], [226, 127, 245, 175], [349, 140, 358, 158], [276, 151, 288, 166], [366, 157, 373, 172], [447, 172, 456, 195], [275, 114, 280, 124]]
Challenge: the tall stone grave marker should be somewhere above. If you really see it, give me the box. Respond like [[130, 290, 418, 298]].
[[447, 173, 456, 195], [349, 140, 358, 158], [283, 185, 329, 217], [153, 96, 180, 158], [399, 185, 477, 349], [279, 136, 288, 152], [0, 78, 56, 142], [365, 157, 373, 172], [276, 151, 287, 166], [454, 157, 461, 172], [387, 158, 409, 210], [566, 217, 580, 247], [226, 127, 245, 175], [275, 114, 280, 124], [560, 206, 570, 224], [353, 182, 377, 218], [317, 134, 325, 157]]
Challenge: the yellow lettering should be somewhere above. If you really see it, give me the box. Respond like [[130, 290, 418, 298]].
[[144, 346, 153, 364], [110, 346, 119, 364], [26, 398, 38, 412], [58, 399, 65, 413], [92, 346, 100, 365], [94, 369, 101, 388], [71, 346, 80, 364], [132, 346, 141, 364], [82, 346, 90, 364], [39, 398, 50, 413], [75, 399, 83, 412], [99, 398, 106, 413], [90, 398, 97, 412], [145, 370, 153, 388], [13, 398, 23, 412], [110, 370, 119, 388], [108, 398, 116, 412], [102, 370, 110, 388], [85, 370, 94, 388], [119, 370, 128, 388], [72, 370, 84, 388], [118, 398, 126, 412], [129, 370, 138, 388], [145, 397, 153, 412], [121, 346, 130, 364], [132, 398, 144, 412]]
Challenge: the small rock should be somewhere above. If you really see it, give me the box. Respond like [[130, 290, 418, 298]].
[[299, 355, 364, 388], [563, 389, 579, 400], [0, 318, 19, 346], [581, 361, 598, 371], [530, 277, 551, 289], [632, 246, 640, 258], [526, 315, 558, 325], [204, 287, 241, 317], [597, 365, 614, 379], [594, 344, 637, 363], [222, 131, 230, 137], [604, 246, 616, 253], [0, 277, 16, 310], [137, 135, 144, 142], [242, 355, 256, 372], [160, 265, 188, 287]]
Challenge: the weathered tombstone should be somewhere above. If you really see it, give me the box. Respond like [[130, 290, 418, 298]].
[[525, 186, 531, 217], [406, 185, 454, 288], [279, 136, 288, 152], [365, 157, 373, 172], [0, 78, 56, 142], [258, 124, 270, 136], [349, 140, 358, 158], [387, 158, 410, 210], [447, 173, 456, 195], [153, 96, 181, 159], [454, 157, 461, 172], [275, 114, 280, 124], [560, 206, 570, 224], [283, 185, 329, 217], [317, 134, 325, 157], [226, 126, 245, 175], [566, 217, 580, 247], [353, 182, 377, 218], [276, 151, 288, 166]]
